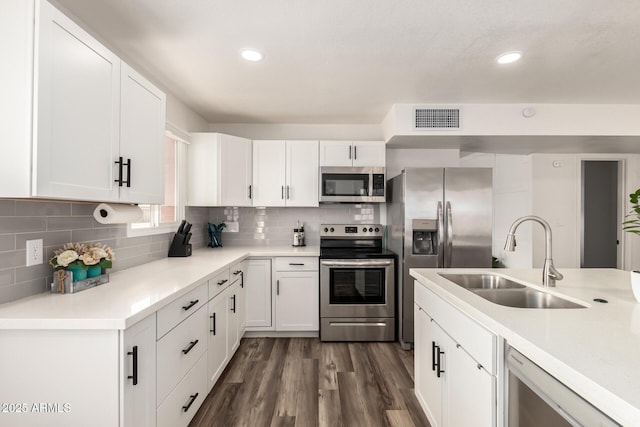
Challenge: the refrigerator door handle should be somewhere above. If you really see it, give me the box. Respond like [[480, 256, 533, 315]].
[[437, 201, 445, 267], [445, 201, 453, 267]]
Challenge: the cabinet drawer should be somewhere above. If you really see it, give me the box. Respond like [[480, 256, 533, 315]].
[[229, 260, 245, 285], [157, 353, 207, 427], [415, 282, 497, 375], [208, 268, 231, 299], [157, 305, 208, 404], [275, 257, 318, 271], [157, 283, 207, 339]]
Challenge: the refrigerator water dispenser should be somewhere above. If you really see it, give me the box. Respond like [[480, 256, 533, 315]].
[[412, 219, 438, 255]]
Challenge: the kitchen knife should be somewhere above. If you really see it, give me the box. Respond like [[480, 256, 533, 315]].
[[177, 219, 187, 234], [183, 222, 192, 236], [184, 232, 192, 245]]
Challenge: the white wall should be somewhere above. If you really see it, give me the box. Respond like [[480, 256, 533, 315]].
[[385, 149, 460, 179], [209, 123, 382, 141]]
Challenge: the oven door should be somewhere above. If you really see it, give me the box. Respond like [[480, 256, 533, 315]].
[[320, 258, 395, 318]]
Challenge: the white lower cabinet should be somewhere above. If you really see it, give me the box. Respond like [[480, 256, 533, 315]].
[[122, 314, 157, 427], [274, 257, 319, 331], [414, 283, 497, 427], [156, 353, 207, 427], [245, 259, 273, 329], [207, 286, 229, 389]]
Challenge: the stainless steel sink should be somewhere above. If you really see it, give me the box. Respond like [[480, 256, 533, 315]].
[[472, 288, 586, 309], [438, 273, 526, 289], [438, 273, 587, 309]]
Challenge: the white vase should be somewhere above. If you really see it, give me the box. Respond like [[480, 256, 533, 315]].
[[631, 271, 640, 303]]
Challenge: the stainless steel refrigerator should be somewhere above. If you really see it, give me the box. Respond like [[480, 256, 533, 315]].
[[387, 168, 493, 349]]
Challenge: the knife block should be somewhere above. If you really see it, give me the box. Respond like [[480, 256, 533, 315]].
[[168, 233, 192, 257]]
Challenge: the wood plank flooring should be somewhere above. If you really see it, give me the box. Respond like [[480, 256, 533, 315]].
[[189, 338, 430, 427]]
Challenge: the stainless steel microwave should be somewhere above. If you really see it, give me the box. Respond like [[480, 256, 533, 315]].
[[320, 167, 386, 203]]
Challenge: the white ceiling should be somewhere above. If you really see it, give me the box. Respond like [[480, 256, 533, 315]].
[[56, 0, 640, 125]]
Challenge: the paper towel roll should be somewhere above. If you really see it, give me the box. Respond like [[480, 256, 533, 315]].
[[93, 203, 143, 224]]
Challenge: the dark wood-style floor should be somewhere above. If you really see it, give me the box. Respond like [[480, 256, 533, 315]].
[[189, 338, 430, 427]]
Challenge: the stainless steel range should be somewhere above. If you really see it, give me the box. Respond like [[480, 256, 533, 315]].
[[319, 224, 396, 341]]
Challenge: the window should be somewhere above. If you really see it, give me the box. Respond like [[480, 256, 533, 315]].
[[127, 131, 187, 236]]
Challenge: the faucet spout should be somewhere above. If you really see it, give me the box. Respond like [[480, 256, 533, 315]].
[[503, 215, 563, 287]]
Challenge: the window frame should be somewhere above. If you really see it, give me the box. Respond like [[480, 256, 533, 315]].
[[126, 129, 188, 237]]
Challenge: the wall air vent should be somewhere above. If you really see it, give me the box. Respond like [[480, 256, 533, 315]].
[[414, 107, 461, 130]]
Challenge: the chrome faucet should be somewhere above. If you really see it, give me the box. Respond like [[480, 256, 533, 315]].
[[504, 215, 563, 287]]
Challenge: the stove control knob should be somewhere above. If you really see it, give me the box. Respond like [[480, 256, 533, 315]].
[[330, 227, 335, 232], [375, 227, 380, 232], [323, 227, 328, 232], [368, 227, 373, 232], [362, 227, 367, 232]]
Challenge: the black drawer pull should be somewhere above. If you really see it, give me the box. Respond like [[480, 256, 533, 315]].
[[210, 313, 216, 335], [127, 345, 138, 385], [123, 158, 131, 187], [431, 342, 437, 372], [436, 348, 445, 378], [182, 299, 199, 311], [231, 295, 236, 313], [233, 270, 242, 275], [182, 393, 199, 412], [289, 263, 304, 266], [182, 339, 199, 355], [217, 279, 228, 286], [114, 157, 124, 186]]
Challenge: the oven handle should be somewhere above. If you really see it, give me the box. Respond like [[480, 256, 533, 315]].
[[320, 260, 393, 267]]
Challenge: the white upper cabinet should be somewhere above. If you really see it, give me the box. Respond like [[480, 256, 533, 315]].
[[319, 140, 386, 167], [285, 141, 320, 207], [187, 133, 252, 207], [1, 0, 166, 204], [252, 140, 319, 207], [34, 0, 121, 201], [119, 63, 166, 204]]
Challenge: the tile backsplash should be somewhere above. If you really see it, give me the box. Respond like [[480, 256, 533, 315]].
[[0, 200, 208, 305], [207, 204, 380, 247]]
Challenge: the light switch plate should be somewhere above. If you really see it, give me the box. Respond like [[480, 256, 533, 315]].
[[26, 239, 43, 266]]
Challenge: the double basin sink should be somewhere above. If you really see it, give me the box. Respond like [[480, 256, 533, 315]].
[[438, 273, 586, 309]]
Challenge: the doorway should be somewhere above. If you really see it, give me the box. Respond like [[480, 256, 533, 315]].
[[581, 160, 621, 268]]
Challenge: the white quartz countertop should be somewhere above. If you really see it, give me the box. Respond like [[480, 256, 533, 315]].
[[410, 268, 640, 426], [0, 246, 319, 330]]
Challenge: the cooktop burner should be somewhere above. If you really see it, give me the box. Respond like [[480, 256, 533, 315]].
[[319, 224, 396, 259]]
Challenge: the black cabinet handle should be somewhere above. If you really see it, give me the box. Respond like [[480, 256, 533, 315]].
[[182, 299, 199, 311], [276, 279, 280, 296], [354, 145, 357, 160], [286, 185, 290, 199], [114, 157, 124, 186], [217, 279, 228, 286], [210, 313, 216, 335], [233, 270, 242, 275], [289, 263, 304, 266], [431, 342, 437, 372], [127, 345, 138, 385], [436, 347, 445, 378], [248, 185, 252, 199], [182, 339, 199, 355], [182, 393, 199, 412], [348, 145, 352, 160], [281, 185, 285, 199], [231, 295, 236, 313], [123, 158, 131, 187]]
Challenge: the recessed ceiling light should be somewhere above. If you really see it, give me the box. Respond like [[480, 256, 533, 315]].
[[496, 51, 522, 64], [240, 49, 264, 62]]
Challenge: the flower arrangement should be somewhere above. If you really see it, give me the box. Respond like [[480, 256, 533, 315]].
[[50, 242, 116, 271]]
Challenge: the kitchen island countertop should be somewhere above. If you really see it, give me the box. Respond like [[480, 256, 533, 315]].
[[410, 268, 640, 426], [0, 245, 319, 330]]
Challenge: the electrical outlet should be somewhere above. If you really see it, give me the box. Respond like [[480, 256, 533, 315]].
[[26, 239, 43, 267]]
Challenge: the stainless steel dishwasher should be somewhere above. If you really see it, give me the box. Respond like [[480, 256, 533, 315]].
[[506, 345, 620, 426]]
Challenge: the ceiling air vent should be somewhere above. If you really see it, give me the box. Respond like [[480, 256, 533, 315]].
[[414, 107, 461, 130]]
